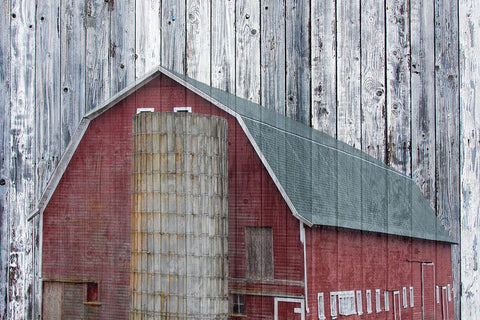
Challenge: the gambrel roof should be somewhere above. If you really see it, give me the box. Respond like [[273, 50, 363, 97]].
[[30, 66, 454, 243]]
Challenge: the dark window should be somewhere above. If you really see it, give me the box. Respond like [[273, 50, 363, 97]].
[[245, 227, 274, 279], [232, 294, 245, 314], [86, 282, 99, 302]]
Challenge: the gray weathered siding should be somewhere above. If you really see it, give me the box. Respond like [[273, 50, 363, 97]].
[[0, 0, 477, 318]]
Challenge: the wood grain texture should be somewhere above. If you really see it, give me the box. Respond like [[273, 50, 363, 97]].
[[460, 0, 480, 316], [286, 0, 310, 125], [311, 0, 336, 136], [261, 0, 286, 114], [60, 0, 86, 151], [135, 0, 161, 78], [361, 0, 386, 161], [110, 0, 135, 94], [9, 0, 36, 318], [0, 0, 477, 317], [236, 0, 261, 103], [35, 0, 61, 202], [186, 0, 211, 84], [435, 0, 460, 317], [411, 0, 436, 208], [85, 0, 110, 111], [161, 0, 186, 74], [0, 0, 10, 318], [211, 0, 235, 92], [336, 0, 361, 148], [386, 0, 411, 175], [34, 2, 61, 316]]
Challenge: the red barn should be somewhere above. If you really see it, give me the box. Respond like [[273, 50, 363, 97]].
[[32, 67, 455, 320]]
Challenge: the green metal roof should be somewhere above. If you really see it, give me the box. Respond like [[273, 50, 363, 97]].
[[167, 71, 454, 243]]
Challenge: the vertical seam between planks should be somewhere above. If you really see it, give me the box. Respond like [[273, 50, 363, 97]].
[[259, 0, 262, 107], [283, 0, 286, 116], [433, 0, 438, 216], [456, 0, 461, 317], [184, 0, 187, 75], [334, 0, 338, 139]]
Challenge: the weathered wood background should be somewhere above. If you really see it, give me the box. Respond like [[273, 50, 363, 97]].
[[0, 0, 478, 318]]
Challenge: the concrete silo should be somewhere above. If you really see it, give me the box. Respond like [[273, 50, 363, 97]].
[[130, 112, 228, 319]]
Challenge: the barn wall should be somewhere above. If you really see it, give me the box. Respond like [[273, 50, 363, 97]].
[[306, 226, 454, 320], [42, 77, 305, 318], [0, 0, 478, 318]]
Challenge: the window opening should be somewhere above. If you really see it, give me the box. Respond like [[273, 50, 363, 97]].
[[330, 293, 338, 319], [318, 293, 326, 320], [356, 290, 363, 315], [232, 294, 245, 314], [173, 106, 192, 113], [337, 291, 356, 316], [375, 289, 381, 312], [410, 286, 414, 307], [86, 282, 99, 302], [403, 287, 407, 308], [384, 291, 390, 311], [136, 107, 154, 114], [366, 289, 372, 314]]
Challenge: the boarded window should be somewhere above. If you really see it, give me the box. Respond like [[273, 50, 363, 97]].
[[245, 227, 273, 279]]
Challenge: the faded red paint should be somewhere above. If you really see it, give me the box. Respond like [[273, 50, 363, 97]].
[[42, 75, 454, 319]]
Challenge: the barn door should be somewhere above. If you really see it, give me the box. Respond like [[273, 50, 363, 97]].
[[422, 263, 435, 320], [274, 297, 305, 320], [43, 281, 85, 319]]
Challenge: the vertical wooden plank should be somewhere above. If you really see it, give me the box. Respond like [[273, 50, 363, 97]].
[[460, 0, 480, 316], [135, 0, 161, 78], [260, 0, 285, 114], [0, 0, 10, 318], [411, 0, 435, 207], [110, 0, 136, 94], [361, 0, 386, 161], [386, 0, 411, 175], [311, 0, 336, 135], [35, 1, 61, 318], [211, 0, 235, 92], [36, 0, 61, 205], [85, 0, 110, 111], [336, 0, 361, 147], [161, 0, 186, 74], [435, 0, 460, 317], [236, 0, 261, 103], [285, 0, 310, 125], [186, 0, 211, 84], [60, 0, 86, 151], [9, 0, 36, 318]]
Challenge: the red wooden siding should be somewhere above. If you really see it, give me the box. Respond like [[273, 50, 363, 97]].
[[42, 75, 453, 319]]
